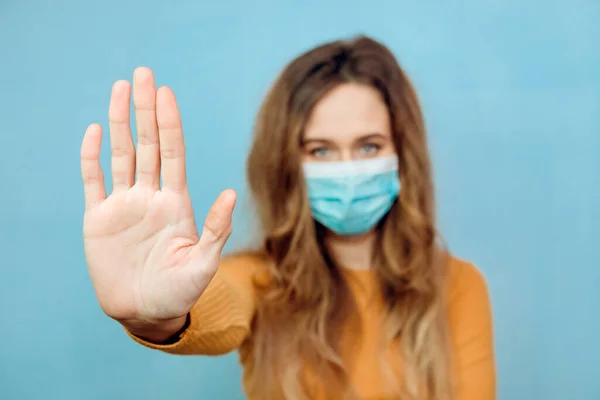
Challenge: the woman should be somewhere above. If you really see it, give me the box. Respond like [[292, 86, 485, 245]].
[[81, 36, 495, 399]]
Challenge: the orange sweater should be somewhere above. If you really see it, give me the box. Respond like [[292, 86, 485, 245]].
[[128, 254, 496, 399]]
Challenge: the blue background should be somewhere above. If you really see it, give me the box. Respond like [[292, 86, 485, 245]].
[[1, 0, 598, 399]]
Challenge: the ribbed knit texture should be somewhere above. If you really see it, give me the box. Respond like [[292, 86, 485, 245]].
[[127, 254, 496, 399]]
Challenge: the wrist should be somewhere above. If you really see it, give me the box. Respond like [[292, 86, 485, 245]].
[[122, 315, 189, 344]]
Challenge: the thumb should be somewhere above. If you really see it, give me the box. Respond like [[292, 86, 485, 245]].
[[195, 189, 237, 260]]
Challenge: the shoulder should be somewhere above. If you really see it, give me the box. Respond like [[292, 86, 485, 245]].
[[445, 255, 497, 397], [445, 254, 494, 332], [446, 254, 490, 301], [219, 250, 272, 287]]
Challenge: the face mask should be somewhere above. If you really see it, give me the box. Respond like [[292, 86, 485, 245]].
[[302, 155, 401, 236]]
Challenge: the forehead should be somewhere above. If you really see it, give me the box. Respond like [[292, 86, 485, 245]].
[[303, 83, 391, 141]]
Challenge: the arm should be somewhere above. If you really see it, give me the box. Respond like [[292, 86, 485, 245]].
[[448, 258, 496, 400], [126, 253, 266, 355]]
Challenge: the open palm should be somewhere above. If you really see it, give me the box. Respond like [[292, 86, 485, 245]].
[[81, 67, 236, 334]]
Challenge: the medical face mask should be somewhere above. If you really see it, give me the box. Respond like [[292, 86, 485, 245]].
[[302, 155, 401, 236]]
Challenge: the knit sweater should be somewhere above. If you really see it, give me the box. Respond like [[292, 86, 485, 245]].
[[127, 254, 495, 399]]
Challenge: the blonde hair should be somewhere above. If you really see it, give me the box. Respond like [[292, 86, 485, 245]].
[[244, 35, 453, 399]]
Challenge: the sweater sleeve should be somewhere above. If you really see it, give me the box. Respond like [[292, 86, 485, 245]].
[[448, 258, 497, 400], [125, 253, 266, 356]]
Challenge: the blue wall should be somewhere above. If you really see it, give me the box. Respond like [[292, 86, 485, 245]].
[[1, 1, 598, 399]]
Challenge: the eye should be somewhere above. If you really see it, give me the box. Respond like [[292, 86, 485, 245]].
[[310, 147, 331, 158], [359, 143, 381, 156]]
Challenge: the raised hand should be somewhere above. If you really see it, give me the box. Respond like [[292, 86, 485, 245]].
[[81, 67, 236, 341]]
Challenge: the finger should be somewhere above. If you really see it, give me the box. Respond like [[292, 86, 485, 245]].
[[196, 189, 237, 259], [156, 86, 187, 193], [108, 80, 135, 192], [133, 67, 160, 188], [81, 123, 107, 209]]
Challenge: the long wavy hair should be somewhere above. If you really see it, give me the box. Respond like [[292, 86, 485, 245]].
[[244, 35, 453, 400]]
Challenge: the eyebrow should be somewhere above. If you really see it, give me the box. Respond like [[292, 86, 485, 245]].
[[357, 133, 387, 141], [302, 133, 387, 144]]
